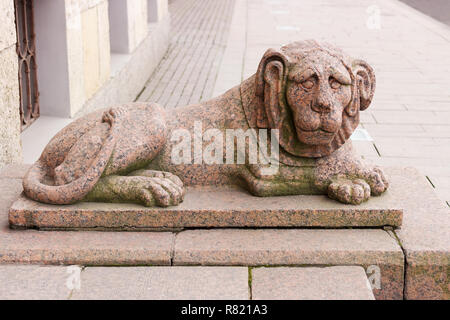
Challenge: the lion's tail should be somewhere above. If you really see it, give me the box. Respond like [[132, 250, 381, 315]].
[[23, 129, 117, 205]]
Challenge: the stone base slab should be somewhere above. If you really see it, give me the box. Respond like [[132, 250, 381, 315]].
[[9, 186, 402, 230]]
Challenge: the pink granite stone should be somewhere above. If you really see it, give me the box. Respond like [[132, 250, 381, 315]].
[[173, 228, 404, 300], [0, 177, 174, 265], [71, 267, 249, 300], [384, 167, 450, 300], [9, 185, 402, 230], [251, 266, 375, 300]]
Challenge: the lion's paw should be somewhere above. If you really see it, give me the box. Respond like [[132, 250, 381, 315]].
[[362, 166, 389, 196], [328, 178, 371, 205], [327, 166, 389, 204]]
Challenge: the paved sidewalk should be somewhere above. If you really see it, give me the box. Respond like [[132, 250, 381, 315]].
[[137, 0, 235, 107]]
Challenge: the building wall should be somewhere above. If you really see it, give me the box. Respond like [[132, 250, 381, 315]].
[[79, 13, 170, 116], [148, 0, 168, 22], [0, 0, 22, 168], [65, 0, 111, 116], [127, 0, 148, 52], [109, 0, 148, 54], [0, 0, 170, 168]]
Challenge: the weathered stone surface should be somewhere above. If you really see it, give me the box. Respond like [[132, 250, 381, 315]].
[[0, 0, 16, 51], [9, 185, 402, 230], [0, 45, 22, 168], [1, 173, 174, 265], [252, 266, 375, 300], [0, 229, 174, 266], [173, 228, 404, 300], [385, 167, 450, 300], [71, 267, 249, 300], [0, 265, 72, 300], [22, 40, 387, 209], [0, 177, 26, 221]]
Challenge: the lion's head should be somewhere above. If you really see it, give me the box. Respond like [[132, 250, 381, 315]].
[[242, 40, 375, 158]]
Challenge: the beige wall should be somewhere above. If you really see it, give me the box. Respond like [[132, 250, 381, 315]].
[[0, 0, 22, 168], [66, 0, 111, 115], [109, 0, 148, 54], [128, 0, 148, 52], [148, 0, 169, 22]]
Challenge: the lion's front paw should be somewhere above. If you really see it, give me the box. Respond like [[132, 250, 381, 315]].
[[363, 167, 389, 196], [328, 178, 371, 204], [327, 167, 389, 204]]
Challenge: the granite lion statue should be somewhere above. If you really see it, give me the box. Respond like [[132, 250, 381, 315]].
[[23, 40, 388, 207]]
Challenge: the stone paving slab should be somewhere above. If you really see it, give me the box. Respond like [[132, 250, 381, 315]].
[[71, 267, 249, 300], [251, 266, 375, 300], [173, 228, 404, 300], [385, 167, 450, 299], [9, 185, 402, 230], [0, 265, 72, 300], [138, 0, 235, 108]]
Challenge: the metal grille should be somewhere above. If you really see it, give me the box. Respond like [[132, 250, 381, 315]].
[[14, 0, 39, 131]]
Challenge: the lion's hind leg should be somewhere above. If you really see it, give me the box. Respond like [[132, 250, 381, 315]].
[[53, 122, 110, 185]]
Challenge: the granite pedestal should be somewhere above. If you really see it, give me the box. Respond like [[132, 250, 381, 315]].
[[9, 185, 402, 231]]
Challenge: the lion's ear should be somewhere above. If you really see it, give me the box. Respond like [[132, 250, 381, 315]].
[[255, 49, 289, 127], [346, 59, 376, 116], [255, 49, 288, 96]]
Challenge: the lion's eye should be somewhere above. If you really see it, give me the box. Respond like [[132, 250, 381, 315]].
[[301, 79, 315, 90], [329, 78, 341, 89]]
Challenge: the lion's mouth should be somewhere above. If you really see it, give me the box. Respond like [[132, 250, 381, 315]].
[[298, 127, 335, 134], [296, 127, 336, 145]]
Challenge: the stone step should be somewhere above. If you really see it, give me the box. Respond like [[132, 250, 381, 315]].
[[0, 265, 374, 300], [173, 228, 404, 300], [251, 266, 375, 300]]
